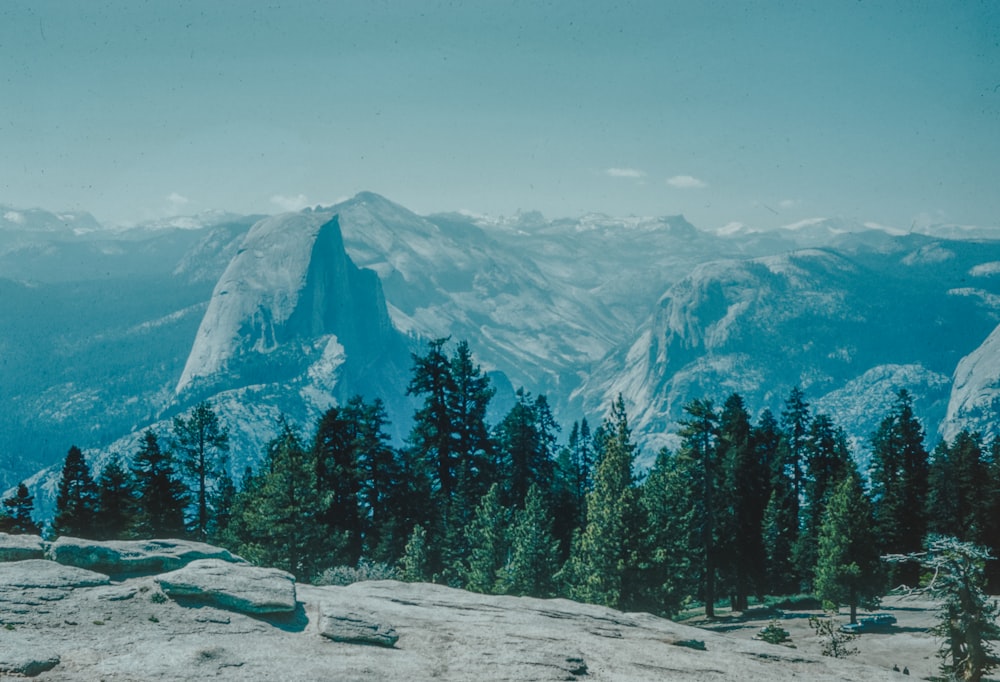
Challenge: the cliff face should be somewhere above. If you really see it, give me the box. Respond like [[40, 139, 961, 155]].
[[576, 243, 991, 459], [176, 212, 396, 399]]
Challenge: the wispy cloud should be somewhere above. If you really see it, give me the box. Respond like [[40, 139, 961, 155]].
[[270, 193, 310, 212], [167, 192, 190, 209], [667, 175, 707, 189], [606, 167, 646, 179], [778, 198, 798, 209]]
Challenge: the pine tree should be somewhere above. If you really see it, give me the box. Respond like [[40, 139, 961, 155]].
[[677, 398, 721, 616], [494, 388, 556, 508], [347, 396, 407, 562], [757, 409, 798, 594], [814, 469, 882, 623], [780, 386, 811, 507], [869, 389, 929, 587], [552, 418, 593, 557], [502, 483, 560, 597], [207, 467, 237, 545], [1, 483, 39, 534], [93, 459, 136, 540], [172, 401, 230, 541], [132, 431, 188, 538], [928, 429, 990, 545], [560, 396, 642, 609], [399, 524, 431, 582], [640, 447, 699, 617], [568, 418, 594, 513], [885, 536, 1000, 682], [235, 423, 330, 580], [313, 404, 363, 565], [405, 338, 496, 574], [462, 484, 509, 594], [448, 339, 496, 525], [718, 393, 769, 611], [795, 414, 852, 586], [53, 445, 98, 538], [407, 337, 457, 503]]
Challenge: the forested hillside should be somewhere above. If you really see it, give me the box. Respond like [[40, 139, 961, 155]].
[[7, 338, 999, 627]]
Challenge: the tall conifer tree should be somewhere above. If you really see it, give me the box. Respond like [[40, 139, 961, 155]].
[[462, 483, 509, 593], [132, 431, 188, 539], [795, 414, 852, 585], [236, 422, 329, 579], [313, 404, 363, 564], [814, 469, 882, 623], [561, 396, 642, 609], [640, 446, 699, 617], [1, 483, 39, 535], [870, 389, 929, 586], [676, 398, 721, 616], [718, 393, 768, 611], [172, 401, 229, 541], [94, 459, 136, 540], [756, 409, 797, 594], [502, 483, 560, 597], [53, 446, 98, 538]]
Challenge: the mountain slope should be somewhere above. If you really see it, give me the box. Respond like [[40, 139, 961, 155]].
[[578, 238, 1000, 458]]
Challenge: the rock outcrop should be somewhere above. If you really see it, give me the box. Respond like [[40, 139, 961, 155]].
[[156, 559, 297, 614], [0, 532, 45, 562], [46, 537, 244, 576], [0, 559, 109, 591], [0, 535, 938, 680], [318, 603, 399, 647]]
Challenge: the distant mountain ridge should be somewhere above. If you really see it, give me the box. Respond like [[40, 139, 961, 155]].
[[5, 192, 1000, 504]]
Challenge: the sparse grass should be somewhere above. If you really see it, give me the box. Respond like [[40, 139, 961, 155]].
[[149, 591, 167, 604]]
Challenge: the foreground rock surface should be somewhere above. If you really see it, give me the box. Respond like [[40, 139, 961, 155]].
[[0, 639, 60, 677], [156, 559, 297, 614], [319, 603, 400, 647], [0, 536, 940, 681]]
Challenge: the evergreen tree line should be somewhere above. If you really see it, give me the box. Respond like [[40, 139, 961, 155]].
[[4, 338, 1000, 620]]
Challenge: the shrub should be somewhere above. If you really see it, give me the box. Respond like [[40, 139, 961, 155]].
[[758, 619, 791, 645], [808, 615, 858, 658], [313, 559, 400, 586]]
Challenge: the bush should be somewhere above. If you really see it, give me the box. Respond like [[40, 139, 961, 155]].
[[313, 559, 400, 586], [808, 615, 858, 658], [758, 619, 791, 645]]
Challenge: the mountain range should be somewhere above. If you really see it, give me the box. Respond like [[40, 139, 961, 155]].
[[4, 193, 1000, 510]]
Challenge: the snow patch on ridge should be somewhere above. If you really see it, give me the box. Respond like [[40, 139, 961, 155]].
[[971, 261, 1000, 277]]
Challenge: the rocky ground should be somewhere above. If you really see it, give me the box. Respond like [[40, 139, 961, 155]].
[[0, 534, 943, 680], [693, 596, 942, 680]]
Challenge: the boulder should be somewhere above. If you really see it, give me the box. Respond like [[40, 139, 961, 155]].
[[156, 559, 297, 614], [0, 643, 60, 677], [46, 537, 245, 576], [0, 559, 109, 589], [0, 532, 46, 562], [319, 606, 399, 647]]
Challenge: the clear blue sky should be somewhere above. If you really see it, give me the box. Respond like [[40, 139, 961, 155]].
[[2, 1, 998, 230]]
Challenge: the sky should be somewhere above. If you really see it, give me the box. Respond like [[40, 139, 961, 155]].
[[1, 1, 998, 230]]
